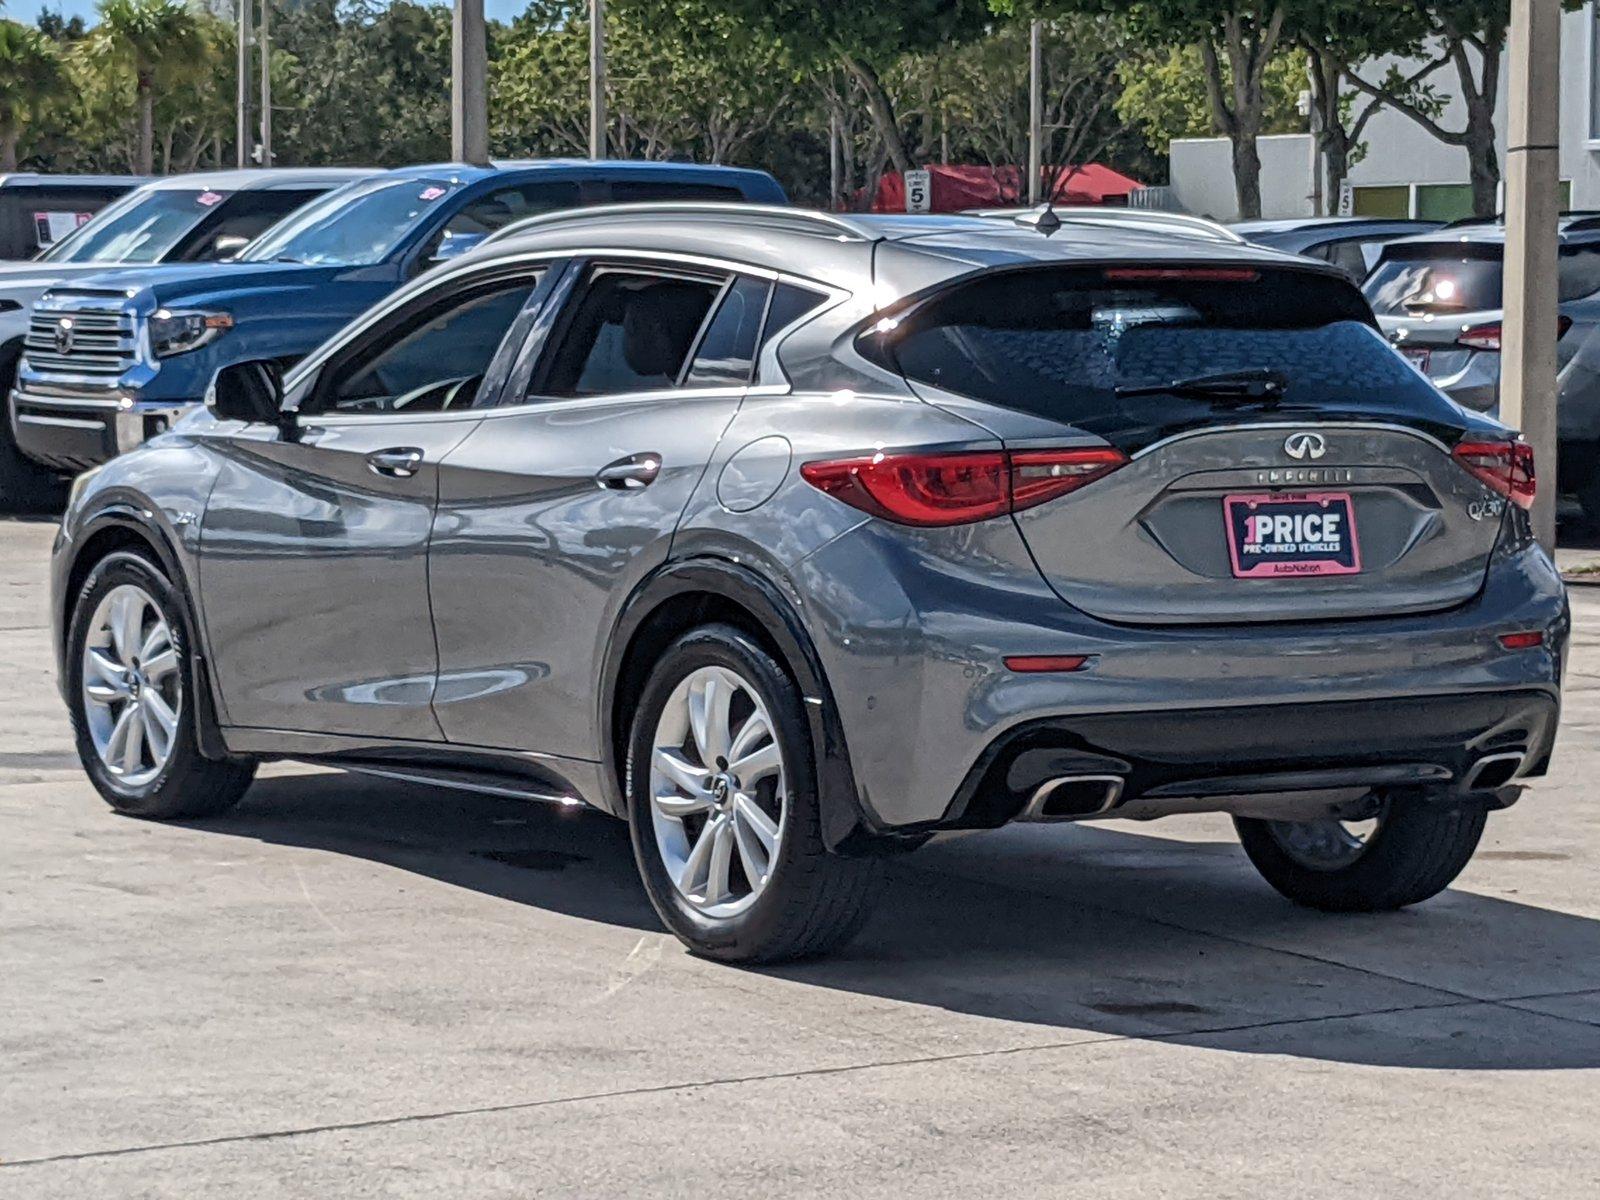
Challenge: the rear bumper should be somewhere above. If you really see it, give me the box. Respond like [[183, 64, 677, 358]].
[[9, 385, 194, 472]]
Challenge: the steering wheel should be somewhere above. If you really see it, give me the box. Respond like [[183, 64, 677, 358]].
[[388, 374, 482, 413]]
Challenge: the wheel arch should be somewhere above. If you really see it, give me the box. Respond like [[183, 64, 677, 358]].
[[600, 556, 893, 854]]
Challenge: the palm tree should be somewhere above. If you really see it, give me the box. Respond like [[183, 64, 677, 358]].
[[0, 20, 64, 171], [91, 0, 204, 173]]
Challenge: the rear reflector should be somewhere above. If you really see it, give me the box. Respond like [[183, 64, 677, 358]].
[[1103, 267, 1259, 284], [1498, 631, 1544, 651], [1004, 655, 1091, 673], [1458, 315, 1572, 352], [800, 447, 1127, 527], [1451, 440, 1535, 510]]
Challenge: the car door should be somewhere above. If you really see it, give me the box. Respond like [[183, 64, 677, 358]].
[[428, 260, 772, 759], [199, 262, 553, 741]]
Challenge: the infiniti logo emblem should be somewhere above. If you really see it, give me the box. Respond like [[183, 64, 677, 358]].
[[1284, 431, 1327, 461], [53, 318, 74, 356]]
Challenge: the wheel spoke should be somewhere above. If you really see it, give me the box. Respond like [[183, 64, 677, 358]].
[[726, 709, 771, 765], [109, 591, 144, 664], [653, 746, 709, 798], [141, 647, 179, 681], [703, 815, 735, 906], [139, 622, 172, 665], [85, 649, 129, 704], [732, 793, 777, 885], [654, 787, 713, 819], [678, 812, 725, 896], [141, 690, 178, 761], [730, 741, 781, 784], [105, 704, 142, 773], [689, 673, 733, 764]]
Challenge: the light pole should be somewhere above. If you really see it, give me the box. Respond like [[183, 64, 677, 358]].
[[452, 0, 489, 165], [1027, 19, 1042, 205], [589, 0, 606, 159], [258, 0, 272, 167], [1501, 0, 1562, 550], [236, 0, 250, 168]]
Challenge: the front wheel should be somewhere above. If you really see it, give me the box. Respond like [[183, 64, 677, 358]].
[[1234, 796, 1487, 912], [66, 549, 256, 819], [625, 624, 882, 963]]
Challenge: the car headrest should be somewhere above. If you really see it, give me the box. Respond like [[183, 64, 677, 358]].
[[622, 282, 710, 379]]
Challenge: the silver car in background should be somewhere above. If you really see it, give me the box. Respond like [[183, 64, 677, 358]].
[[52, 205, 1567, 962]]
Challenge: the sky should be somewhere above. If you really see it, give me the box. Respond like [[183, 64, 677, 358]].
[[7, 0, 530, 25]]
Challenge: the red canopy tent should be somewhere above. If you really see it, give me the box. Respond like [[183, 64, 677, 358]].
[[868, 163, 1142, 214]]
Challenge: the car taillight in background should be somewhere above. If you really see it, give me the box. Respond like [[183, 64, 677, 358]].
[[1457, 315, 1572, 352], [1451, 440, 1535, 510], [800, 447, 1128, 527]]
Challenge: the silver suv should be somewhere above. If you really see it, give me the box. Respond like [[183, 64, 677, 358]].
[[52, 205, 1567, 962], [1365, 215, 1600, 518]]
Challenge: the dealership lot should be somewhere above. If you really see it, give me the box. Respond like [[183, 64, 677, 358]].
[[3, 513, 1599, 1197]]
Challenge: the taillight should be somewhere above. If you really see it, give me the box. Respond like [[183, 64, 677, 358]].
[[1452, 440, 1535, 509], [1103, 267, 1259, 283], [799, 447, 1127, 527], [1458, 315, 1572, 351]]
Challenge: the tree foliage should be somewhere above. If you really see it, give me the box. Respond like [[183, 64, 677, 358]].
[[0, 19, 65, 170]]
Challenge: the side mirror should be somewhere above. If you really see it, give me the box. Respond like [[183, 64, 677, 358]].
[[207, 359, 284, 424], [208, 234, 252, 261]]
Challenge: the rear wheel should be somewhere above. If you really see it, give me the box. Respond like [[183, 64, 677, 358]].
[[66, 549, 255, 819], [0, 348, 67, 513], [626, 624, 881, 963], [1234, 796, 1487, 912]]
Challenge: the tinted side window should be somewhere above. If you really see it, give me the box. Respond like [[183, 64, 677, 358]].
[[535, 270, 724, 398], [444, 182, 583, 239], [178, 189, 326, 261], [1312, 239, 1373, 283], [315, 275, 542, 415], [1559, 246, 1600, 301], [760, 282, 828, 348], [608, 181, 744, 203], [683, 276, 770, 387]]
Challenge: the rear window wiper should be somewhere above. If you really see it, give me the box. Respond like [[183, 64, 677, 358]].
[[1115, 368, 1289, 403]]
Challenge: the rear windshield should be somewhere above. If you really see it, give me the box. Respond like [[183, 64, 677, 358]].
[[1366, 242, 1600, 314], [875, 266, 1477, 451]]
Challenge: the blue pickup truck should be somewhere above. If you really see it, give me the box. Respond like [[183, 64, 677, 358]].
[[10, 159, 785, 479]]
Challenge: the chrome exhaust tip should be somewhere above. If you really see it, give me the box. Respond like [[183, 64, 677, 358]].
[[1018, 774, 1125, 822], [1462, 751, 1526, 792]]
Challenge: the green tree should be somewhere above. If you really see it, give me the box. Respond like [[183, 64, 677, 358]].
[[88, 0, 207, 173], [0, 19, 64, 170], [1115, 41, 1304, 145]]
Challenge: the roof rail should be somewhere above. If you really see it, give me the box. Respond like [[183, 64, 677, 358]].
[[483, 202, 878, 247], [963, 205, 1246, 244]]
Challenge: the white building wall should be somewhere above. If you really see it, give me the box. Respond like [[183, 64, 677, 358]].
[[1170, 5, 1600, 217]]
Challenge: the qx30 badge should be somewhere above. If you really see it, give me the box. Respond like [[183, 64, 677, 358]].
[[1284, 431, 1327, 461]]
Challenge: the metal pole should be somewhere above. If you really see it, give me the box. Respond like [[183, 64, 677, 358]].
[[1501, 0, 1562, 550], [258, 0, 271, 168], [589, 0, 606, 159], [451, 0, 488, 165], [1027, 19, 1043, 205], [829, 110, 842, 211], [236, 0, 250, 168]]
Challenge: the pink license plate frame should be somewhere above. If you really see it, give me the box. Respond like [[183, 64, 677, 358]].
[[1224, 491, 1362, 579]]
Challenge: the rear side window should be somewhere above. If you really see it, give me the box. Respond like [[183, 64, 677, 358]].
[[179, 189, 327, 261], [877, 266, 1465, 451], [683, 276, 770, 387], [760, 282, 828, 348], [608, 181, 745, 203]]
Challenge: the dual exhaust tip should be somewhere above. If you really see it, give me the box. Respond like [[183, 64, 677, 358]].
[[1016, 751, 1527, 825]]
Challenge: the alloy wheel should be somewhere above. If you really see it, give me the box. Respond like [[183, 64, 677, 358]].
[[649, 665, 787, 918], [80, 583, 183, 790], [1264, 803, 1386, 872]]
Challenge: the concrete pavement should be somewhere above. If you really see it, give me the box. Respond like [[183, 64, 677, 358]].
[[3, 513, 1598, 1197]]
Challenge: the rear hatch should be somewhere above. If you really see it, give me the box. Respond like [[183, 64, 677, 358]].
[[877, 262, 1513, 625]]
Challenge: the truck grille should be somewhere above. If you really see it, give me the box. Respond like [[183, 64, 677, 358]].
[[24, 306, 138, 376]]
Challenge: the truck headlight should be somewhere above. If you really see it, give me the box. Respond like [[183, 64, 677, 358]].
[[149, 308, 233, 358]]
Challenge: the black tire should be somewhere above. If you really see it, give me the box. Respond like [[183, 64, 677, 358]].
[[625, 623, 882, 963], [1234, 799, 1488, 912], [0, 347, 67, 514], [66, 549, 255, 819]]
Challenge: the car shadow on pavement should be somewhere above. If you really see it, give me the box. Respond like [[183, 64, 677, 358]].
[[196, 768, 1600, 1072]]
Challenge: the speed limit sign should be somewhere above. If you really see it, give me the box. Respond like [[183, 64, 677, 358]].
[[904, 169, 932, 213]]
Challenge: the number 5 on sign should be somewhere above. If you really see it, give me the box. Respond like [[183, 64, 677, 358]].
[[904, 169, 932, 214]]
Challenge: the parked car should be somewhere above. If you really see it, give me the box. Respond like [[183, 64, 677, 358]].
[[1364, 215, 1600, 519], [1, 168, 374, 507], [53, 205, 1566, 962], [10, 161, 786, 487], [1233, 217, 1444, 282], [0, 172, 147, 260]]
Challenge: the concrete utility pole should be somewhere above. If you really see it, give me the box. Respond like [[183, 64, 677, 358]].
[[1027, 19, 1043, 205], [236, 0, 250, 168], [1501, 0, 1562, 550], [451, 0, 489, 166], [589, 0, 606, 159], [258, 0, 272, 168]]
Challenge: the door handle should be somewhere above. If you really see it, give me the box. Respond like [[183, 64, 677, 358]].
[[366, 447, 425, 478], [595, 453, 662, 490]]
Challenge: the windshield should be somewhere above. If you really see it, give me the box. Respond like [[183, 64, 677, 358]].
[[877, 266, 1468, 452], [42, 188, 234, 264], [242, 177, 461, 266]]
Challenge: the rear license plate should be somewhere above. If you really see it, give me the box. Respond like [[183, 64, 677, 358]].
[[1224, 492, 1361, 578], [1400, 346, 1432, 375]]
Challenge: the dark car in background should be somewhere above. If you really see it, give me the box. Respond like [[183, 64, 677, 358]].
[[1, 168, 373, 506], [0, 173, 147, 260], [10, 160, 786, 485], [1234, 217, 1444, 282], [1364, 215, 1600, 519]]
